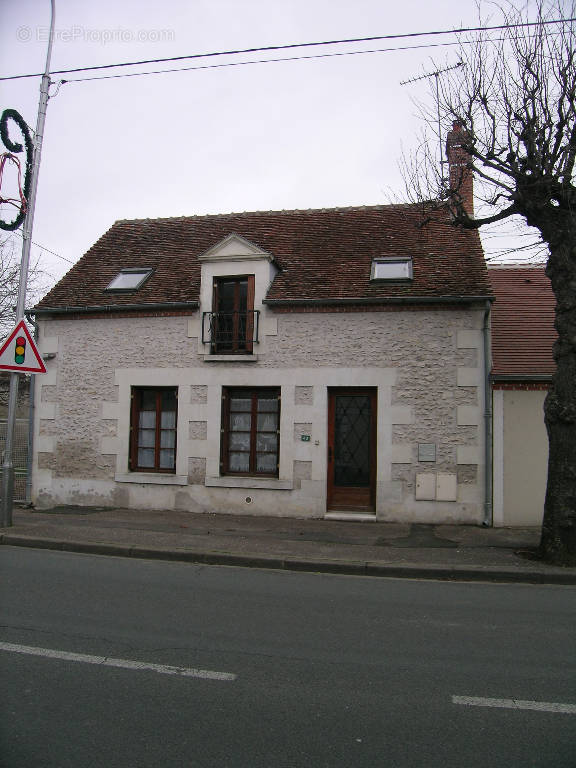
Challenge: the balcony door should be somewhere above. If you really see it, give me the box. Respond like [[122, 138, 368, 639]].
[[212, 275, 255, 354], [327, 388, 377, 512]]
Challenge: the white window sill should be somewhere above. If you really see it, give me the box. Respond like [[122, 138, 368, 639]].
[[203, 354, 258, 362], [115, 473, 188, 486], [205, 476, 293, 490]]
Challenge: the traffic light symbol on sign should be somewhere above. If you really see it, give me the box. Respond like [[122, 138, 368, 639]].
[[15, 336, 26, 365], [0, 320, 46, 373]]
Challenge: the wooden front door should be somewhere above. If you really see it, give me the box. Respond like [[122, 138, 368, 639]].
[[327, 388, 377, 512]]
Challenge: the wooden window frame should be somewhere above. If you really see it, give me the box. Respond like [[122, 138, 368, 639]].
[[212, 275, 255, 354], [221, 387, 280, 477], [129, 387, 178, 473]]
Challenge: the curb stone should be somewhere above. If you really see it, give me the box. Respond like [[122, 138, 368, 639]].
[[2, 534, 576, 584]]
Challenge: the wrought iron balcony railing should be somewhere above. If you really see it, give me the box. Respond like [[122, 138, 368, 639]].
[[202, 311, 260, 354]]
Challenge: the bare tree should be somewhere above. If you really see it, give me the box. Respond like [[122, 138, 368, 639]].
[[0, 236, 51, 414], [0, 236, 51, 339], [404, 1, 576, 564]]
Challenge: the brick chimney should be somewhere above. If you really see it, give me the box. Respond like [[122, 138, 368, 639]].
[[445, 120, 474, 216]]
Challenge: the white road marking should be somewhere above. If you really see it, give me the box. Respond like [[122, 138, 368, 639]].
[[453, 695, 576, 715], [0, 641, 236, 681]]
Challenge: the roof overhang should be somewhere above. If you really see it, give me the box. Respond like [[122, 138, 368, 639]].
[[264, 295, 493, 307], [28, 301, 199, 316]]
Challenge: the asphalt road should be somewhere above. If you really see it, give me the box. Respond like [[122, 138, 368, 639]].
[[0, 547, 575, 768]]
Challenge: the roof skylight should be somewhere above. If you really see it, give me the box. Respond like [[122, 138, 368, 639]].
[[370, 257, 413, 281], [105, 268, 153, 292]]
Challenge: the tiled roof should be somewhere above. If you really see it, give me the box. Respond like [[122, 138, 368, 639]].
[[489, 266, 556, 378], [35, 205, 491, 311]]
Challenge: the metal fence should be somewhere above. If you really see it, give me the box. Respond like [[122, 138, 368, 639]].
[[0, 419, 29, 502]]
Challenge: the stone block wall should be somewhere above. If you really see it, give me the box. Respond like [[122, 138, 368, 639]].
[[33, 306, 485, 522]]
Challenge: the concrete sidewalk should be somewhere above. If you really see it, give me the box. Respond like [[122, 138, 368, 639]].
[[1, 506, 575, 584]]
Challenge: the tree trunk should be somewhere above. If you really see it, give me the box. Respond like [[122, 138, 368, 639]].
[[540, 234, 576, 566]]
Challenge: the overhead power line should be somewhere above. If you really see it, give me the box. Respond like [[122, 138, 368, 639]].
[[64, 39, 470, 83], [9, 229, 74, 264], [1, 17, 573, 82], [64, 25, 559, 85], [38, 29, 571, 86]]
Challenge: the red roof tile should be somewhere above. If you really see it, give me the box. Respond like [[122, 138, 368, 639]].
[[35, 205, 491, 312], [489, 266, 556, 378]]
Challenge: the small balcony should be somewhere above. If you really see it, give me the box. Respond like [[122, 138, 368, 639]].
[[202, 311, 260, 354]]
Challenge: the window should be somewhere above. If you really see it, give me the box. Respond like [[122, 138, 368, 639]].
[[130, 388, 177, 472], [370, 258, 413, 281], [206, 275, 256, 354], [106, 268, 153, 292], [221, 388, 280, 476]]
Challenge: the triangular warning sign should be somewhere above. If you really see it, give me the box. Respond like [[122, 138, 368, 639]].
[[0, 319, 47, 374]]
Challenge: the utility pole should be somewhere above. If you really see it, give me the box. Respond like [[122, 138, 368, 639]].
[[0, 0, 56, 526]]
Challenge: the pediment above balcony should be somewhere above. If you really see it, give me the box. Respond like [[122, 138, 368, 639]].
[[198, 233, 274, 263]]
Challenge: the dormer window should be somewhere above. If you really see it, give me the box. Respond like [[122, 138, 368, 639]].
[[370, 258, 413, 281], [197, 234, 276, 359], [203, 275, 257, 354], [105, 268, 153, 292]]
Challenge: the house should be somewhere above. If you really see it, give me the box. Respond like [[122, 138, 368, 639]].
[[29, 197, 493, 523], [489, 265, 556, 527]]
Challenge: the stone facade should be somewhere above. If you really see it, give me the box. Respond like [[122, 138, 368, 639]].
[[33, 303, 486, 523]]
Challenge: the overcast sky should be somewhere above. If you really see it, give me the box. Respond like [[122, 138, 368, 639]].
[[1, 0, 543, 295]]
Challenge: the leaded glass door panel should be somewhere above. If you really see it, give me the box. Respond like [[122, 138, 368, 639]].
[[327, 389, 376, 511]]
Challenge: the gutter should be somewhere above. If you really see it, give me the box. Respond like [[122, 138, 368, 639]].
[[29, 297, 495, 313], [27, 301, 199, 316], [491, 374, 553, 383], [483, 300, 493, 527], [264, 295, 493, 307]]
